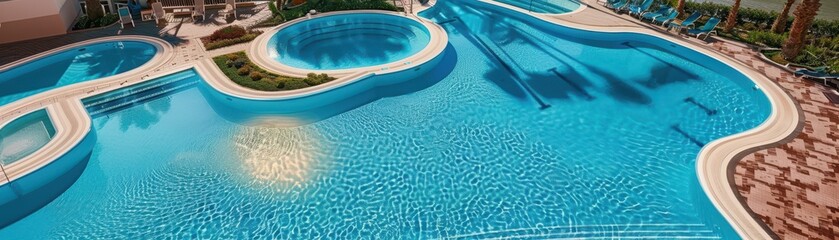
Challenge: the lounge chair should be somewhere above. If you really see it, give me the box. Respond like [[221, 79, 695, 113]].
[[193, 0, 205, 21], [219, 0, 237, 19], [794, 66, 839, 85], [627, 0, 655, 17], [151, 2, 165, 24], [668, 12, 701, 32], [602, 0, 621, 7], [118, 7, 134, 29], [607, 0, 630, 11], [686, 17, 720, 40], [652, 8, 679, 26], [640, 5, 671, 22]]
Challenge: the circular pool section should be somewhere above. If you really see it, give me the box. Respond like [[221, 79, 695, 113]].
[[267, 13, 432, 70]]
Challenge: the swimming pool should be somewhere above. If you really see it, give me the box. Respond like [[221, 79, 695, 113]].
[[0, 110, 56, 166], [266, 13, 432, 70], [0, 0, 770, 238], [0, 41, 157, 106], [494, 0, 581, 14]]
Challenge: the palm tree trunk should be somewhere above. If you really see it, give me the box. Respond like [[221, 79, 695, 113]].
[[782, 0, 821, 59], [771, 0, 796, 33], [85, 0, 105, 19], [723, 0, 741, 32], [676, 0, 685, 17]]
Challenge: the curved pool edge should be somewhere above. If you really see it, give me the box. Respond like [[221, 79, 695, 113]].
[[0, 36, 174, 120], [478, 1, 800, 239], [247, 10, 448, 78], [0, 35, 174, 205]]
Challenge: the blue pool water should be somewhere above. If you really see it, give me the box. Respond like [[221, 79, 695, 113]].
[[494, 0, 581, 14], [0, 0, 769, 238], [0, 110, 56, 166], [267, 13, 432, 70], [0, 41, 157, 106]]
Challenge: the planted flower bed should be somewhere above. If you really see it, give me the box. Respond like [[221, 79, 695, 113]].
[[201, 25, 263, 50], [212, 52, 336, 91]]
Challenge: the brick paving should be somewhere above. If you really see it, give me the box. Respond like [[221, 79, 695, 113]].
[[716, 42, 839, 240]]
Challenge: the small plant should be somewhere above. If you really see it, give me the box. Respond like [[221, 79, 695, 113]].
[[210, 25, 248, 41], [284, 79, 310, 90], [249, 71, 265, 81], [226, 53, 240, 61], [237, 66, 251, 76], [746, 31, 786, 48]]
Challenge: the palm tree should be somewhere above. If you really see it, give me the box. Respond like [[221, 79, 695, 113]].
[[782, 0, 821, 59], [85, 0, 105, 19], [723, 0, 741, 32], [676, 0, 686, 16], [771, 0, 796, 33]]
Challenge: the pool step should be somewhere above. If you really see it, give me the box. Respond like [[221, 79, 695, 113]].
[[83, 72, 198, 117], [445, 223, 721, 239]]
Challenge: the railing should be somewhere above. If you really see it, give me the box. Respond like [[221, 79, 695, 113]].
[[157, 0, 260, 7], [0, 162, 9, 184]]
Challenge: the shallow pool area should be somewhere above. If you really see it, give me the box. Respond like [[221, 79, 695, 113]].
[[0, 0, 776, 238], [0, 41, 157, 106], [0, 110, 56, 166], [266, 13, 432, 70]]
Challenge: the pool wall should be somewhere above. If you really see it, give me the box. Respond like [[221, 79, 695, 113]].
[[451, 1, 800, 239], [0, 103, 96, 228], [0, 36, 172, 121], [198, 44, 448, 126], [248, 10, 448, 78]]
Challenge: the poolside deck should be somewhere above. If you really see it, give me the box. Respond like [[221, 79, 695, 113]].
[[557, 1, 837, 239], [0, 1, 836, 239]]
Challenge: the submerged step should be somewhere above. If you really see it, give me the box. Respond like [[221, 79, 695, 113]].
[[83, 73, 198, 117]]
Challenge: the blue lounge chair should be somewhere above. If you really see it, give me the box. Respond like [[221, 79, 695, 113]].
[[652, 8, 679, 26], [668, 12, 702, 32], [794, 66, 839, 85], [607, 0, 630, 11], [640, 5, 672, 21], [118, 7, 134, 29], [627, 0, 655, 17], [686, 17, 720, 40]]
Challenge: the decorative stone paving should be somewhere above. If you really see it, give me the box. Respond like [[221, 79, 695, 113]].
[[714, 43, 839, 240]]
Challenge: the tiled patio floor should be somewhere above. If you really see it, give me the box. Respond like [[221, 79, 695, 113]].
[[0, 1, 837, 239]]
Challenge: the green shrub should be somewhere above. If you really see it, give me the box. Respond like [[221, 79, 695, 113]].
[[746, 31, 786, 48], [254, 0, 398, 27], [284, 79, 310, 90], [276, 78, 288, 88], [212, 52, 336, 91], [210, 25, 247, 41], [268, 0, 280, 16], [249, 71, 265, 80], [73, 14, 119, 30], [204, 33, 260, 50], [237, 66, 251, 76], [226, 53, 240, 61]]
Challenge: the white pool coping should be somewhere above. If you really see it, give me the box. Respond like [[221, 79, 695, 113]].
[[478, 1, 796, 239], [246, 10, 448, 78], [201, 10, 449, 100], [0, 36, 174, 183]]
